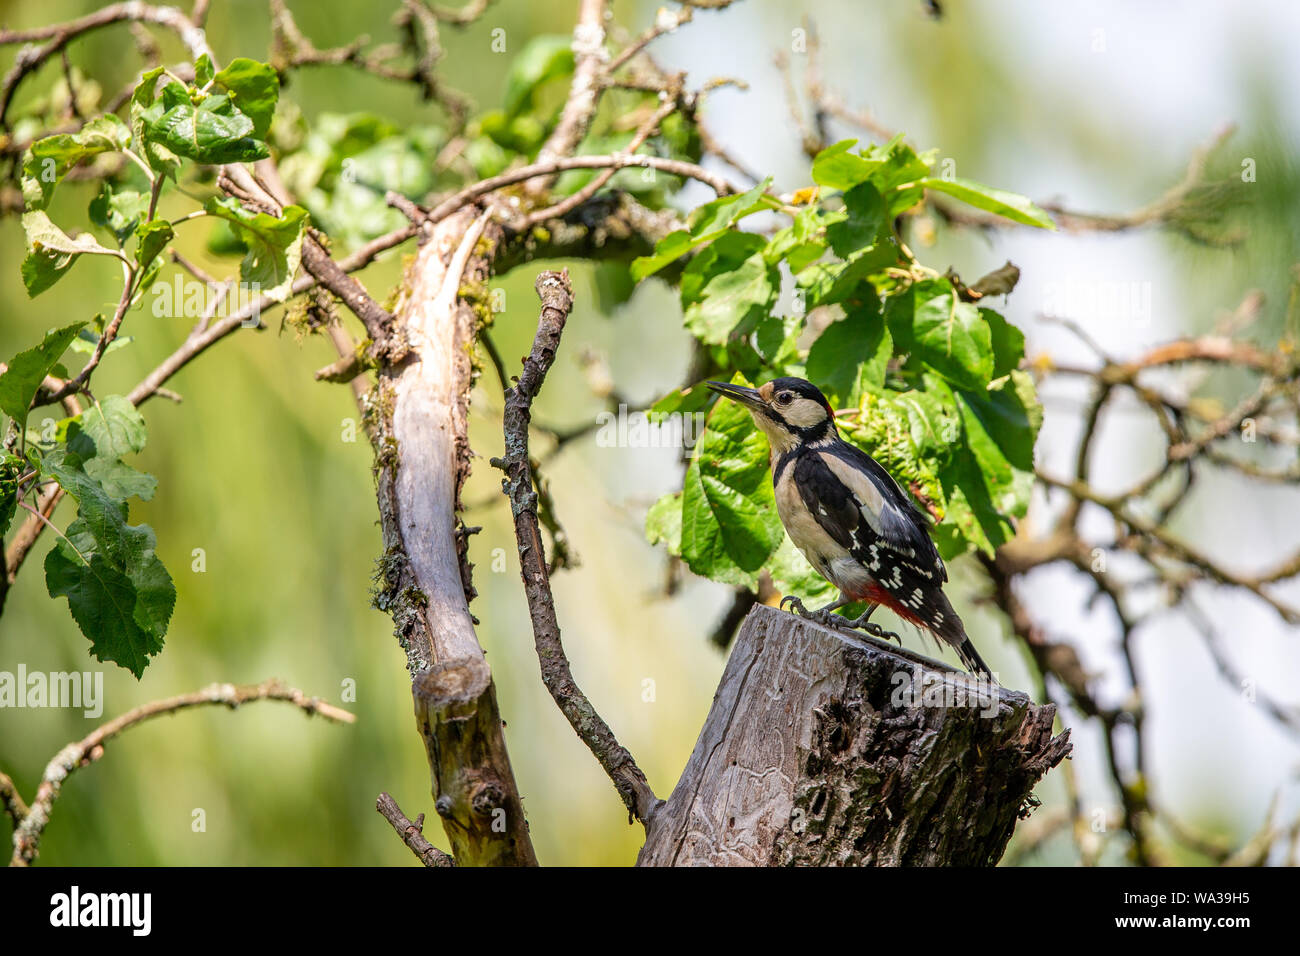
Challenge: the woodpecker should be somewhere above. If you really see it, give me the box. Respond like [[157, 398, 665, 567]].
[[706, 377, 993, 679]]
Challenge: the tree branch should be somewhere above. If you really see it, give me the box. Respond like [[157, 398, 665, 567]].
[[492, 270, 660, 826], [370, 206, 538, 866], [527, 0, 608, 196], [422, 153, 737, 227], [8, 678, 354, 866], [0, 1, 212, 127], [375, 792, 456, 867]]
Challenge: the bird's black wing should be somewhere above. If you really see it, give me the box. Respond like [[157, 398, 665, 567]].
[[803, 441, 946, 583]]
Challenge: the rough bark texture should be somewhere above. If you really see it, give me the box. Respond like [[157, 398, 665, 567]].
[[497, 272, 660, 824], [638, 605, 1071, 866], [371, 206, 537, 866]]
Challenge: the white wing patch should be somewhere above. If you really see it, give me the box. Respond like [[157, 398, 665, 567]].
[[820, 453, 886, 536], [819, 451, 926, 563]]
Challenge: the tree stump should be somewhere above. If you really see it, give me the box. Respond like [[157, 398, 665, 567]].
[[637, 604, 1071, 866]]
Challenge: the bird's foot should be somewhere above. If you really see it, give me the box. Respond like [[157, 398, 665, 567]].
[[835, 610, 903, 646], [860, 621, 904, 646], [780, 595, 843, 629], [779, 594, 808, 616]]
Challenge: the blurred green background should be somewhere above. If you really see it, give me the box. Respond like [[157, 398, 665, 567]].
[[2, 0, 1298, 865]]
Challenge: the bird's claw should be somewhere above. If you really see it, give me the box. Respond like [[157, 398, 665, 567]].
[[861, 621, 903, 646], [782, 596, 900, 642], [821, 609, 903, 645], [780, 595, 839, 629]]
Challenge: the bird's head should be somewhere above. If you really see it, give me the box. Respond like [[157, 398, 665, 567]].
[[706, 376, 837, 453]]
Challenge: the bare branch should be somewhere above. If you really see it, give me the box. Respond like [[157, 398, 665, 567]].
[[375, 792, 455, 867], [527, 0, 608, 196], [0, 2, 211, 127], [0, 770, 29, 826], [9, 678, 354, 866], [424, 152, 737, 227], [517, 91, 679, 230], [492, 270, 660, 825]]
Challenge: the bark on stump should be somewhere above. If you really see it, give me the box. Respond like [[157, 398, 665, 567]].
[[638, 604, 1071, 866]]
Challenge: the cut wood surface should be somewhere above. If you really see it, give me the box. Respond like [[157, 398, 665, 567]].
[[638, 604, 1071, 866]]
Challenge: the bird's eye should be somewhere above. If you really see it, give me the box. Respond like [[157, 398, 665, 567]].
[[776, 391, 794, 405]]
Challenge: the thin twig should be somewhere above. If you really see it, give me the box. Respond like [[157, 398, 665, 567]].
[[375, 793, 455, 867], [10, 678, 354, 865], [423, 153, 737, 227], [0, 770, 29, 826]]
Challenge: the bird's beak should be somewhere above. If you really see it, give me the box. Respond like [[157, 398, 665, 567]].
[[706, 381, 766, 411]]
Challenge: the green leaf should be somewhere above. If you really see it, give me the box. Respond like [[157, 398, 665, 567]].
[[764, 205, 828, 272], [89, 183, 150, 245], [129, 67, 181, 175], [42, 452, 174, 677], [680, 381, 785, 587], [64, 396, 156, 502], [80, 458, 157, 502], [806, 296, 891, 404], [909, 282, 994, 390], [767, 535, 838, 605], [825, 181, 885, 257], [929, 374, 1039, 556], [921, 176, 1056, 229], [844, 385, 959, 526], [796, 243, 896, 309], [685, 178, 771, 237], [131, 65, 165, 110], [811, 139, 881, 191], [68, 395, 147, 459], [984, 307, 1026, 378], [754, 312, 800, 366], [503, 35, 574, 116], [134, 219, 174, 272], [682, 251, 776, 346], [631, 230, 693, 282], [649, 383, 714, 423], [867, 136, 934, 217], [203, 197, 308, 302], [194, 53, 215, 88], [0, 454, 22, 537], [68, 323, 132, 357], [679, 231, 767, 307], [934, 443, 1005, 558], [21, 115, 131, 209], [144, 84, 269, 164], [214, 58, 279, 138], [957, 370, 1041, 472], [44, 517, 171, 678], [645, 491, 683, 554], [21, 210, 120, 297], [632, 178, 771, 280], [0, 322, 86, 420]]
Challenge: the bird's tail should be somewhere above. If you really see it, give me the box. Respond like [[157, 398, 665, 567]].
[[865, 584, 995, 681], [932, 595, 994, 681], [953, 634, 993, 681]]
